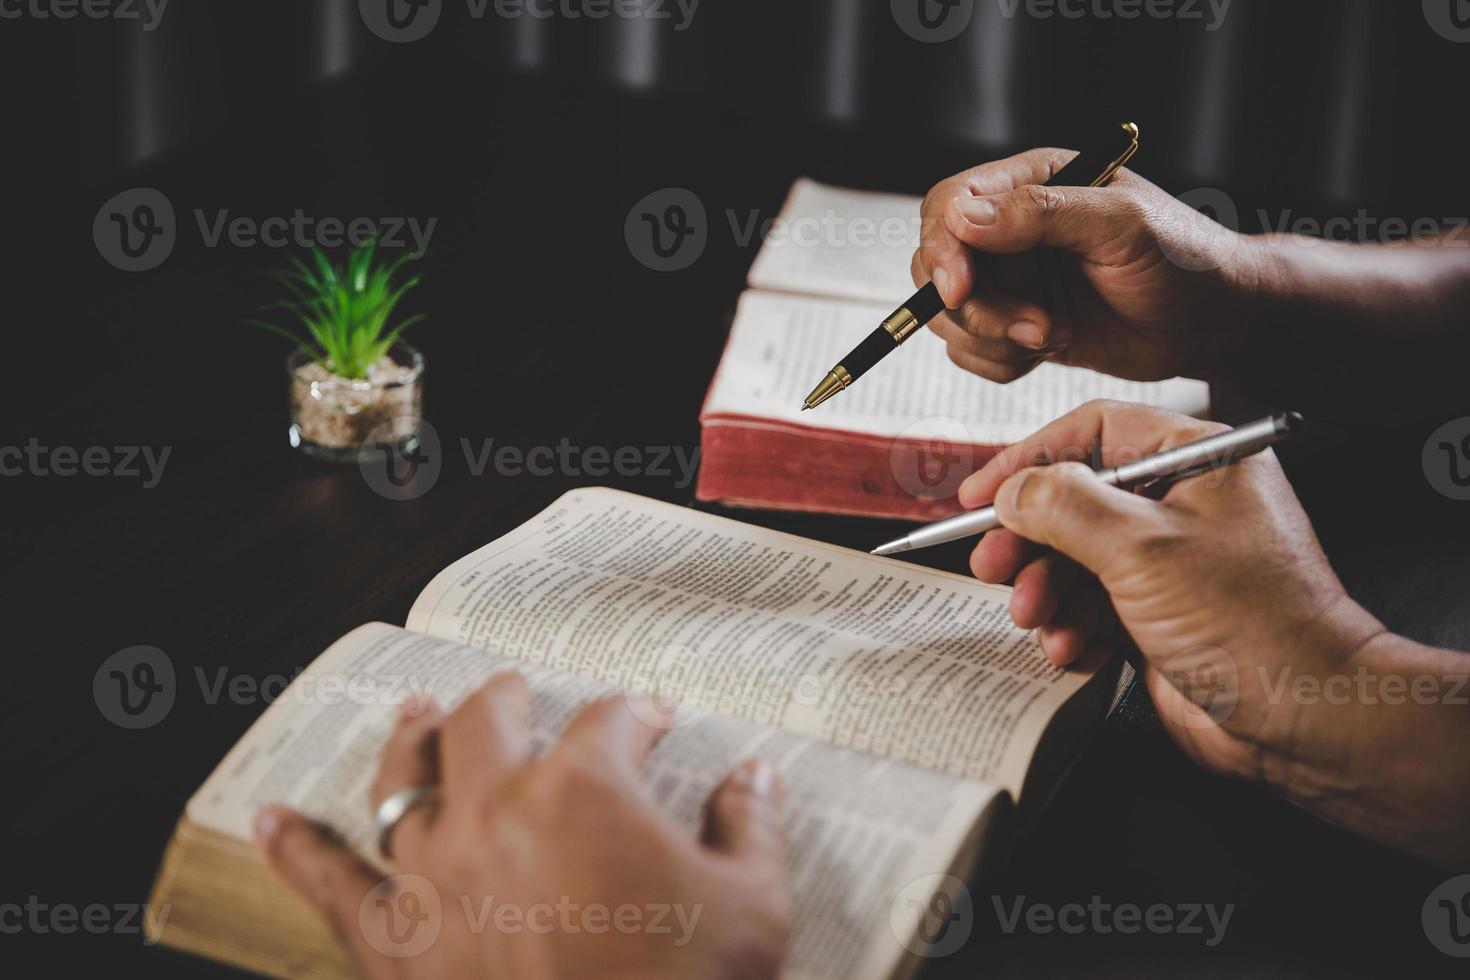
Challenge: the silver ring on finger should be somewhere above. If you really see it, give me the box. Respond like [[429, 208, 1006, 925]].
[[373, 784, 438, 860]]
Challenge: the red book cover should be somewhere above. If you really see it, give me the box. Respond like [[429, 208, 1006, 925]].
[[697, 414, 999, 521]]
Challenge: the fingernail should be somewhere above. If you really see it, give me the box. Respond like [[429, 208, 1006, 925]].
[[959, 197, 999, 226], [932, 267, 953, 306], [398, 694, 432, 719], [999, 470, 1031, 518], [253, 806, 282, 846], [1049, 319, 1074, 350], [1008, 320, 1046, 350], [630, 692, 680, 725], [957, 474, 981, 509], [748, 760, 776, 801]]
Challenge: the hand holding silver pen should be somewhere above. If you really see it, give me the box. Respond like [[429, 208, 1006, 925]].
[[873, 413, 1303, 557]]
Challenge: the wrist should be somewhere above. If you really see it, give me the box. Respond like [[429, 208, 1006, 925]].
[[1258, 624, 1470, 865], [1187, 231, 1279, 383], [1252, 596, 1387, 807]]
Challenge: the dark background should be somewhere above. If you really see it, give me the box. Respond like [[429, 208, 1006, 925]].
[[3, 0, 1469, 976]]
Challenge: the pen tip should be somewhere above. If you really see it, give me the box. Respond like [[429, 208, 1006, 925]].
[[801, 405, 811, 412]]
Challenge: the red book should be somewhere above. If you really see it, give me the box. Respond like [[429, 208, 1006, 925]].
[[697, 180, 1212, 520]]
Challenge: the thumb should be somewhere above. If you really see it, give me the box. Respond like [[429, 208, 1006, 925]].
[[946, 183, 1143, 260], [254, 806, 398, 980], [702, 759, 786, 870], [992, 462, 1164, 579]]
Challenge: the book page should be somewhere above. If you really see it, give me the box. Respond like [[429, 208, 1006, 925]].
[[186, 622, 998, 980], [746, 178, 923, 304], [702, 289, 1211, 444], [408, 488, 1095, 797]]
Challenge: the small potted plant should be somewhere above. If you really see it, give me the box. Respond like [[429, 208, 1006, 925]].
[[247, 243, 426, 462]]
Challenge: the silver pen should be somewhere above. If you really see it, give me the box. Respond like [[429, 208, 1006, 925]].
[[872, 413, 1303, 558]]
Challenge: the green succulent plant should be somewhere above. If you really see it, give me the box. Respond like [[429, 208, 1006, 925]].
[[245, 242, 425, 380]]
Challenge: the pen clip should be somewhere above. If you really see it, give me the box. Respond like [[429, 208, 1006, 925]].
[[1133, 459, 1217, 496], [1089, 122, 1140, 188]]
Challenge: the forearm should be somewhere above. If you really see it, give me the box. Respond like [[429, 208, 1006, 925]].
[[1265, 625, 1470, 868], [1203, 234, 1470, 418]]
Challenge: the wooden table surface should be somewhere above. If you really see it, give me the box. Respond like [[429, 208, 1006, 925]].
[[6, 73, 1468, 977]]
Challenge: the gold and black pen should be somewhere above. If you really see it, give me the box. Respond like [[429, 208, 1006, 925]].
[[801, 121, 1142, 412]]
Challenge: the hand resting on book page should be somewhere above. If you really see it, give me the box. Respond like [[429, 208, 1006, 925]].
[[253, 675, 792, 980], [960, 399, 1470, 868]]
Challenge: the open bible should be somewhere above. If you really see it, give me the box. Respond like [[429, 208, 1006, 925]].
[[696, 178, 1211, 520], [148, 488, 1119, 980]]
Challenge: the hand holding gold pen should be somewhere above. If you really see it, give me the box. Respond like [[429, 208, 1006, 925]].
[[802, 121, 1142, 412]]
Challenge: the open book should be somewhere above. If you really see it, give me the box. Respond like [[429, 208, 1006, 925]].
[[696, 178, 1212, 520], [148, 488, 1118, 980]]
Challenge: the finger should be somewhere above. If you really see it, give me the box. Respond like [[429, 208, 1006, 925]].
[[253, 806, 395, 980], [932, 292, 1065, 354], [915, 182, 976, 307], [969, 528, 1035, 584], [370, 695, 444, 860], [702, 759, 786, 873], [1011, 554, 1082, 630], [953, 146, 1084, 198], [925, 310, 1023, 363], [1040, 625, 1088, 667], [440, 670, 532, 805], [555, 695, 671, 778], [991, 461, 1165, 580], [914, 221, 974, 309], [1038, 584, 1106, 667], [944, 341, 1042, 385], [917, 148, 1078, 306], [945, 183, 1146, 264], [372, 695, 443, 808], [959, 400, 1226, 511]]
